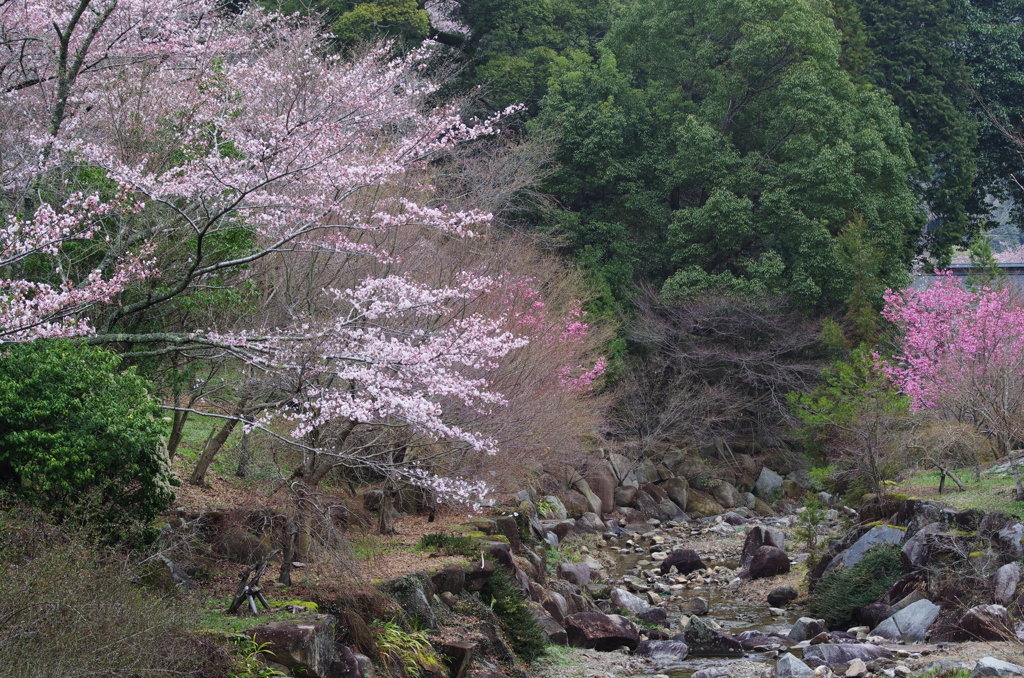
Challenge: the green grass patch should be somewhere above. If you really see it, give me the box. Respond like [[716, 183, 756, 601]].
[[808, 543, 903, 628], [416, 532, 479, 558], [896, 470, 1024, 517], [198, 597, 321, 635]]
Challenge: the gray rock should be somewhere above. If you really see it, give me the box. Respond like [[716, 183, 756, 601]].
[[870, 598, 940, 642], [249, 617, 337, 678], [801, 643, 892, 668], [610, 587, 650, 615], [686, 489, 726, 517], [900, 522, 943, 570], [634, 640, 689, 660], [973, 657, 1024, 677], [996, 523, 1024, 562], [574, 479, 603, 517], [755, 467, 784, 501], [637, 607, 668, 625], [743, 492, 757, 509], [767, 585, 799, 607], [607, 453, 638, 487], [542, 495, 568, 520], [614, 486, 638, 507], [635, 459, 661, 485], [660, 499, 688, 522], [661, 477, 689, 511], [957, 604, 1011, 641], [528, 603, 568, 645], [843, 525, 906, 568], [581, 512, 604, 530], [777, 652, 815, 678], [789, 617, 827, 642], [994, 562, 1021, 606], [681, 615, 744, 657], [712, 481, 745, 509], [692, 663, 774, 678], [679, 597, 709, 616]]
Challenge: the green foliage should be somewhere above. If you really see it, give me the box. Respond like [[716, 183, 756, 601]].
[[807, 543, 903, 628], [965, 236, 1008, 291], [230, 636, 287, 678], [480, 566, 547, 661], [0, 341, 175, 533], [537, 0, 920, 309], [416, 532, 479, 558], [372, 621, 445, 677], [793, 496, 826, 565], [333, 0, 430, 45]]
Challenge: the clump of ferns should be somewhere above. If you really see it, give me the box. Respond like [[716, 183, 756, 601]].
[[372, 621, 444, 677]]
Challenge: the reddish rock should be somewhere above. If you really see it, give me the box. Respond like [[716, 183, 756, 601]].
[[749, 546, 790, 579], [565, 612, 640, 651], [660, 549, 706, 575], [250, 617, 337, 678], [956, 604, 1012, 641]]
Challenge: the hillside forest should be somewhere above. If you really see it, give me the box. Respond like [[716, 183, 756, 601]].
[[5, 0, 1024, 674]]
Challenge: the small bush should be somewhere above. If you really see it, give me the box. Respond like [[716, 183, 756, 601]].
[[808, 543, 903, 628], [416, 532, 478, 558], [372, 621, 444, 677], [480, 566, 547, 661], [0, 341, 174, 534]]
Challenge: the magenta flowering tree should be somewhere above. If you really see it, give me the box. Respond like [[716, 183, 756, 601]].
[[880, 272, 1024, 498], [1, 0, 606, 512]]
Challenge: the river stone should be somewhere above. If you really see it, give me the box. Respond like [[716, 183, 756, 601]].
[[635, 639, 689, 660], [900, 522, 944, 570], [558, 562, 590, 587], [681, 615, 744, 657], [749, 545, 790, 579], [528, 603, 568, 645], [777, 652, 814, 678], [996, 522, 1024, 562], [660, 499, 688, 522], [635, 490, 663, 520], [742, 525, 787, 565], [692, 663, 775, 678], [686, 489, 726, 517], [638, 607, 668, 626], [249, 617, 337, 678], [755, 467, 784, 501], [957, 604, 1011, 641], [870, 598, 940, 641], [973, 656, 1024, 676], [843, 525, 906, 568], [679, 597, 709, 616], [767, 585, 799, 607], [543, 495, 568, 520], [660, 549, 707, 575], [610, 587, 649, 615], [712, 481, 745, 509], [585, 463, 616, 515], [752, 496, 776, 516], [662, 477, 689, 511], [564, 612, 640, 651], [788, 617, 827, 642], [994, 562, 1021, 605], [801, 643, 892, 668], [614, 485, 638, 507]]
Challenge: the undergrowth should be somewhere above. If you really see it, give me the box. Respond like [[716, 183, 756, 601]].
[[480, 566, 547, 661], [808, 543, 903, 628], [373, 621, 444, 677], [416, 532, 478, 558]]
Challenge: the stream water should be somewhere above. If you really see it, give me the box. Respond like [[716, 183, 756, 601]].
[[604, 534, 805, 678]]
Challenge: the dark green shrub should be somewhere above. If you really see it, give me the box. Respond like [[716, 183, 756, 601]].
[[0, 341, 174, 531], [416, 532, 478, 558], [480, 566, 547, 661], [808, 543, 903, 628]]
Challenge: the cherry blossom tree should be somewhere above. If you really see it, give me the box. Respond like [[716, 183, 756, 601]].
[[880, 272, 1024, 498], [1, 0, 607, 515]]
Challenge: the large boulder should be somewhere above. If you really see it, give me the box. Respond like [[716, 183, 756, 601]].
[[957, 604, 1012, 641], [641, 482, 669, 504], [660, 549, 707, 575], [870, 598, 940, 642], [610, 588, 649, 615], [249, 617, 337, 678], [686, 489, 726, 517], [776, 653, 814, 678], [679, 597, 709, 616], [562, 490, 589, 519], [634, 490, 664, 520], [900, 522, 944, 570], [660, 499, 688, 522], [662, 476, 689, 511], [754, 467, 784, 501], [788, 617, 826, 642], [607, 453, 638, 487], [749, 546, 790, 579], [801, 643, 891, 669], [711, 482, 745, 509], [542, 496, 568, 520], [573, 479, 603, 517], [742, 525, 787, 566], [638, 607, 669, 626], [681, 616, 744, 657], [584, 463, 616, 515], [973, 657, 1024, 677], [994, 562, 1021, 606], [614, 485, 638, 507], [995, 522, 1024, 562], [634, 640, 689, 660], [843, 525, 906, 568], [564, 612, 640, 651], [557, 562, 590, 587], [528, 603, 568, 645]]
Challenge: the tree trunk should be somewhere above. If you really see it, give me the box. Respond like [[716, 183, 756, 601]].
[[189, 397, 250, 486], [279, 517, 296, 586], [167, 408, 188, 460], [235, 430, 251, 478], [377, 489, 397, 535]]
